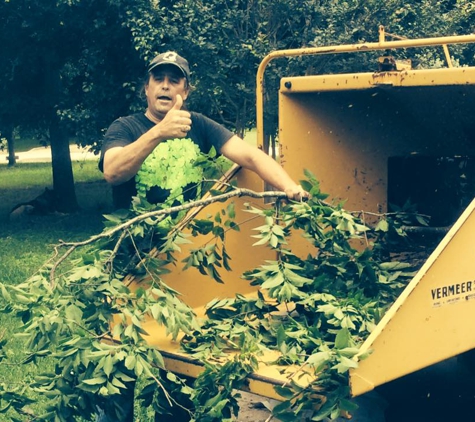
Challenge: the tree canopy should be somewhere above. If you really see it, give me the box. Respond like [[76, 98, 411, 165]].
[[0, 0, 144, 210], [1, 0, 474, 211]]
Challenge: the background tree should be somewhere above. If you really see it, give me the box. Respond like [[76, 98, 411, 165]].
[[1, 0, 473, 211], [0, 0, 41, 167], [0, 0, 144, 212]]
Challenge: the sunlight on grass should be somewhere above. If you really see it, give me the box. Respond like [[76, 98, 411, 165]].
[[0, 161, 102, 190]]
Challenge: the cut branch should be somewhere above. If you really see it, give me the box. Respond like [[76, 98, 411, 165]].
[[49, 188, 288, 285]]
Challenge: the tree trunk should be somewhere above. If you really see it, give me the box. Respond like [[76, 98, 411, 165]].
[[50, 115, 79, 213], [4, 124, 16, 166], [42, 48, 79, 214]]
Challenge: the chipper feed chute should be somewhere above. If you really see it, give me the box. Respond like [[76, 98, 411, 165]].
[[351, 197, 475, 395]]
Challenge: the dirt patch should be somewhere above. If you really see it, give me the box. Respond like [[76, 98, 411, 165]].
[[237, 392, 279, 421]]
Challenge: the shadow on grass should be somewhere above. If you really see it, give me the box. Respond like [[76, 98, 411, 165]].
[[0, 180, 113, 239], [0, 180, 114, 286]]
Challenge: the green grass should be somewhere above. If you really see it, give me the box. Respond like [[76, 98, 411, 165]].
[[0, 160, 112, 217], [0, 160, 112, 248], [8, 136, 78, 153], [0, 160, 102, 189], [0, 160, 113, 420]]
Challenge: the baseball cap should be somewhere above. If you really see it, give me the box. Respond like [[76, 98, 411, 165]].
[[148, 51, 190, 82]]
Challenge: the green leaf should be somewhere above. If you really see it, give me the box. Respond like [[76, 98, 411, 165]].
[[0, 284, 12, 302], [68, 265, 103, 281], [306, 351, 331, 367], [125, 354, 136, 371], [115, 371, 136, 383], [334, 328, 352, 349], [375, 219, 389, 232], [339, 397, 359, 412], [103, 355, 114, 377], [332, 356, 358, 373], [276, 324, 286, 348], [273, 386, 295, 399], [338, 347, 361, 358], [82, 377, 107, 385], [283, 268, 313, 286], [111, 376, 126, 389], [106, 381, 121, 395], [65, 304, 83, 323], [261, 273, 284, 289]]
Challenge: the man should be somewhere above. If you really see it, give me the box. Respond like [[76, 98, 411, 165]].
[[99, 51, 308, 210], [96, 52, 309, 421]]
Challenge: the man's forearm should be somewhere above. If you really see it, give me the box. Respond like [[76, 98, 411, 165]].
[[249, 151, 300, 192], [220, 136, 306, 200], [103, 131, 161, 185]]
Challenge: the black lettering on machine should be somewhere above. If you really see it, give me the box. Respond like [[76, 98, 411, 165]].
[[431, 280, 475, 307]]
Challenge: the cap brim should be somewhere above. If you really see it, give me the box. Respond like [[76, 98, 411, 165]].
[[148, 62, 188, 80]]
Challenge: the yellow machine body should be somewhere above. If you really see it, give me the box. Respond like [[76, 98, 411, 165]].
[[277, 68, 475, 214], [269, 29, 475, 397], [127, 29, 475, 400]]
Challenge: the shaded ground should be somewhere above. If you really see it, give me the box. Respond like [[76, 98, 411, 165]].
[[378, 354, 475, 422], [237, 392, 277, 421]]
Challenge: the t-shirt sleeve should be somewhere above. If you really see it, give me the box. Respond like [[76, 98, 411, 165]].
[[191, 113, 234, 154], [98, 117, 135, 172]]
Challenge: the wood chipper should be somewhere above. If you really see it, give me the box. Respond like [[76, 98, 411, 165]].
[[130, 26, 475, 408]]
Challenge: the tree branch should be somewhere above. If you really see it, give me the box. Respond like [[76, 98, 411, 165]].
[[49, 188, 288, 286]]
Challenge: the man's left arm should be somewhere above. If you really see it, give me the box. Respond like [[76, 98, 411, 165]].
[[220, 135, 309, 200]]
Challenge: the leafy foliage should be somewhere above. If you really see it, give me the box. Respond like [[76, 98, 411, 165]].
[[132, 0, 475, 141], [0, 169, 426, 420]]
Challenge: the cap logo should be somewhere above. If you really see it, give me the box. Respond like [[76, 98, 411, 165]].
[[148, 51, 190, 81], [162, 52, 178, 63]]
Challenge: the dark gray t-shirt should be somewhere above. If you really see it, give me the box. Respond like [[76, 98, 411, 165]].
[[99, 112, 233, 209]]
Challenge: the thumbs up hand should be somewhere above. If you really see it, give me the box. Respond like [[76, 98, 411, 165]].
[[172, 93, 184, 111], [150, 94, 192, 141]]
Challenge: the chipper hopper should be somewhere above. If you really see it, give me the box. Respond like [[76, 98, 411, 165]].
[[128, 27, 475, 404]]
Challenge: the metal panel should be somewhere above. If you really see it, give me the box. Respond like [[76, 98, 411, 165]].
[[278, 78, 475, 214], [350, 197, 475, 395], [280, 67, 475, 92]]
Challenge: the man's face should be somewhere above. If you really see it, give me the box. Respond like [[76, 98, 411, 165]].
[[145, 65, 189, 119]]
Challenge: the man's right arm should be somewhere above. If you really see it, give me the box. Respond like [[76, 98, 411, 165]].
[[103, 95, 192, 186], [103, 128, 163, 186]]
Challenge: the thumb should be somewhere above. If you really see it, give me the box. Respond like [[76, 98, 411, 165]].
[[173, 94, 183, 110]]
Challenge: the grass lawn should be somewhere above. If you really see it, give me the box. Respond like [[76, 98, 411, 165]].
[[0, 160, 112, 421], [6, 135, 79, 153], [0, 160, 112, 213]]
